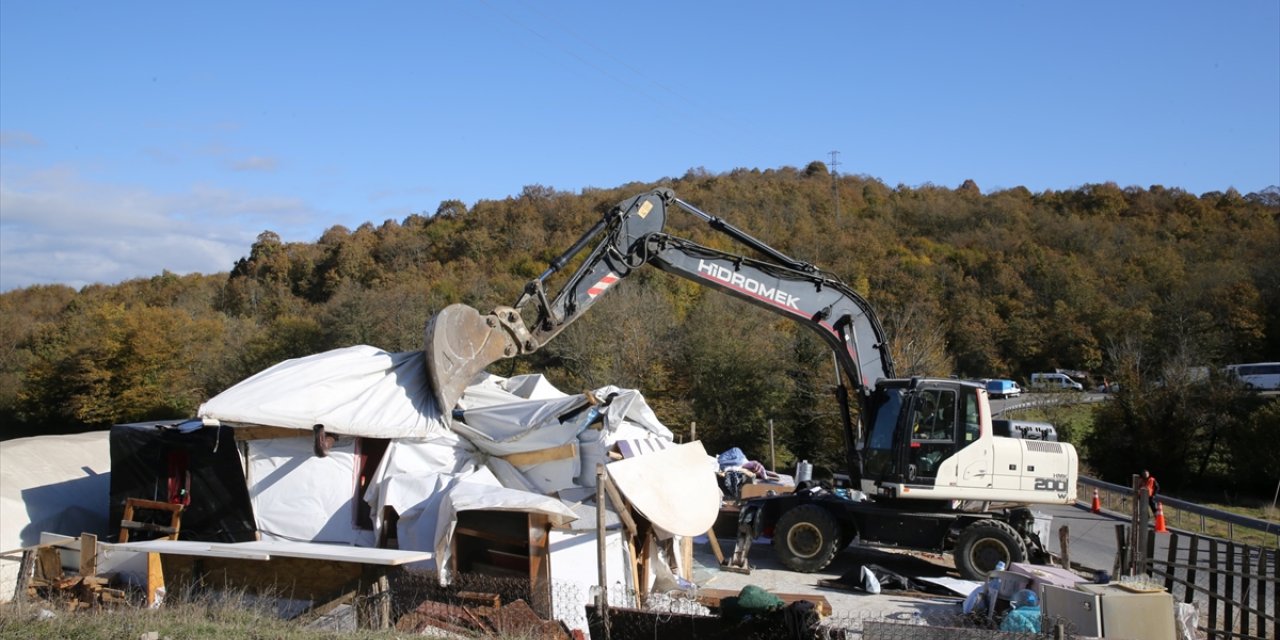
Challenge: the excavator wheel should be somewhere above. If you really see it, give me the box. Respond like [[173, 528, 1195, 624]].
[[953, 519, 1028, 580], [772, 504, 842, 573]]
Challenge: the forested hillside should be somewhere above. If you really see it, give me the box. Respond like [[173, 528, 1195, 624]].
[[3, 164, 1278, 492]]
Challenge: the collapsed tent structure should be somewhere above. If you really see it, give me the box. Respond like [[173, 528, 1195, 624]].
[[102, 345, 719, 628]]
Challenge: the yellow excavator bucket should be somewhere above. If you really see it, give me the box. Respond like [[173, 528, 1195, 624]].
[[423, 303, 518, 413]]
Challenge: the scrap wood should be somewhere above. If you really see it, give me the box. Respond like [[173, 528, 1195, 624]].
[[394, 599, 491, 635], [456, 590, 501, 607], [502, 442, 577, 467], [474, 599, 571, 640]]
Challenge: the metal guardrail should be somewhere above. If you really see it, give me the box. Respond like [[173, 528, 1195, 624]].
[[1078, 475, 1280, 547]]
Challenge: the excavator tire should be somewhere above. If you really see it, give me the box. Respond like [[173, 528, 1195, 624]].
[[954, 519, 1028, 580], [772, 504, 842, 573]]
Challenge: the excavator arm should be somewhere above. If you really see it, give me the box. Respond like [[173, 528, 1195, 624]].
[[424, 189, 894, 423]]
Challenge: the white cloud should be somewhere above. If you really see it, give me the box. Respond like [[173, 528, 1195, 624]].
[[0, 130, 43, 148], [0, 167, 319, 291], [230, 155, 278, 172]]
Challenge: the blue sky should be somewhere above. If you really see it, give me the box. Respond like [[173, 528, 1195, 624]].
[[2, 1, 1277, 292]]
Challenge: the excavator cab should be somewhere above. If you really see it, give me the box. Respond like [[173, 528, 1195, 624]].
[[860, 379, 988, 496]]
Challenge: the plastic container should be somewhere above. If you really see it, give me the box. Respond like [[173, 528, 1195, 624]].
[[796, 460, 812, 483]]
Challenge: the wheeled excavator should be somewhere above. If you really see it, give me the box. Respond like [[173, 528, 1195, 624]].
[[423, 188, 1078, 579]]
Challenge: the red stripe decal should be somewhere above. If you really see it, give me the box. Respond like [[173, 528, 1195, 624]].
[[587, 273, 619, 298]]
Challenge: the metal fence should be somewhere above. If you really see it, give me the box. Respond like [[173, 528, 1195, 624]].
[[381, 568, 1085, 639], [1142, 531, 1278, 639], [1078, 475, 1280, 547]]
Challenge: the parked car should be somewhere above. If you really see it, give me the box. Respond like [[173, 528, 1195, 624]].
[[984, 379, 1022, 399], [1029, 372, 1084, 391], [1225, 362, 1280, 390]]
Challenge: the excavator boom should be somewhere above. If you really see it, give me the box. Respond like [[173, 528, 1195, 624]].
[[422, 188, 892, 427]]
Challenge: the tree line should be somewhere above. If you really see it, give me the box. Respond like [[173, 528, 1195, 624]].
[[2, 164, 1277, 494]]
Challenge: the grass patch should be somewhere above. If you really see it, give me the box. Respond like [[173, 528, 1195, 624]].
[[0, 589, 409, 640]]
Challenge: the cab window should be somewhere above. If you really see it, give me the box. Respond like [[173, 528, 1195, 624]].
[[963, 389, 981, 443], [910, 389, 956, 441]]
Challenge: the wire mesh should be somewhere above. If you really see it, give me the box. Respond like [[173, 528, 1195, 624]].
[[383, 568, 1085, 639]]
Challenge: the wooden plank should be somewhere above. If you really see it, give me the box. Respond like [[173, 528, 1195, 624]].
[[1264, 547, 1274, 640], [127, 498, 182, 512], [601, 473, 638, 539], [501, 442, 577, 467], [146, 552, 164, 607], [161, 554, 363, 601], [36, 547, 62, 582], [527, 513, 552, 619], [1164, 531, 1178, 592], [592, 463, 610, 630], [1208, 537, 1218, 632], [119, 501, 135, 543], [1185, 534, 1200, 604], [1226, 540, 1236, 633], [79, 534, 97, 577], [14, 550, 34, 603], [681, 535, 693, 582], [1254, 546, 1265, 638], [1058, 525, 1071, 569], [356, 565, 390, 630], [695, 587, 832, 616], [1144, 526, 1156, 576], [456, 591, 501, 608], [1241, 546, 1251, 638], [230, 425, 306, 441], [1113, 524, 1127, 579], [705, 530, 725, 566]]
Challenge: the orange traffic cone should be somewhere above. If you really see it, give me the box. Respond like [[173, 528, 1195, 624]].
[[1091, 488, 1101, 514], [1154, 501, 1169, 533]]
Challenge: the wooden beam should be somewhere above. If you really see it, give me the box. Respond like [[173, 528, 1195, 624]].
[[79, 534, 97, 577], [231, 425, 307, 441], [501, 442, 577, 467], [680, 536, 693, 582], [705, 530, 725, 566], [600, 472, 637, 538], [36, 547, 62, 582], [146, 552, 164, 607]]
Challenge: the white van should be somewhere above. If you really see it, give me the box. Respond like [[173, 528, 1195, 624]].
[[1225, 362, 1280, 390], [1029, 372, 1084, 391]]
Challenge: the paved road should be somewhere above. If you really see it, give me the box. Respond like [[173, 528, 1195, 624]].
[[1037, 502, 1130, 573]]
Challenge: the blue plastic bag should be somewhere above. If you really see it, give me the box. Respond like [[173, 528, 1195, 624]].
[[717, 447, 748, 469]]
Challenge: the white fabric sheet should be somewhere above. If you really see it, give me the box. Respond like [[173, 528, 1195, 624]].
[[0, 431, 112, 601], [198, 345, 447, 439], [245, 437, 374, 546]]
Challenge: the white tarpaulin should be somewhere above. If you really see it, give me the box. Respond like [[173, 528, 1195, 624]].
[[606, 441, 720, 537], [246, 436, 375, 546], [0, 431, 113, 601], [198, 345, 447, 439], [191, 345, 678, 560]]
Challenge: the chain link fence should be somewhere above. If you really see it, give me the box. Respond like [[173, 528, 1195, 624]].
[[381, 568, 1084, 639]]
